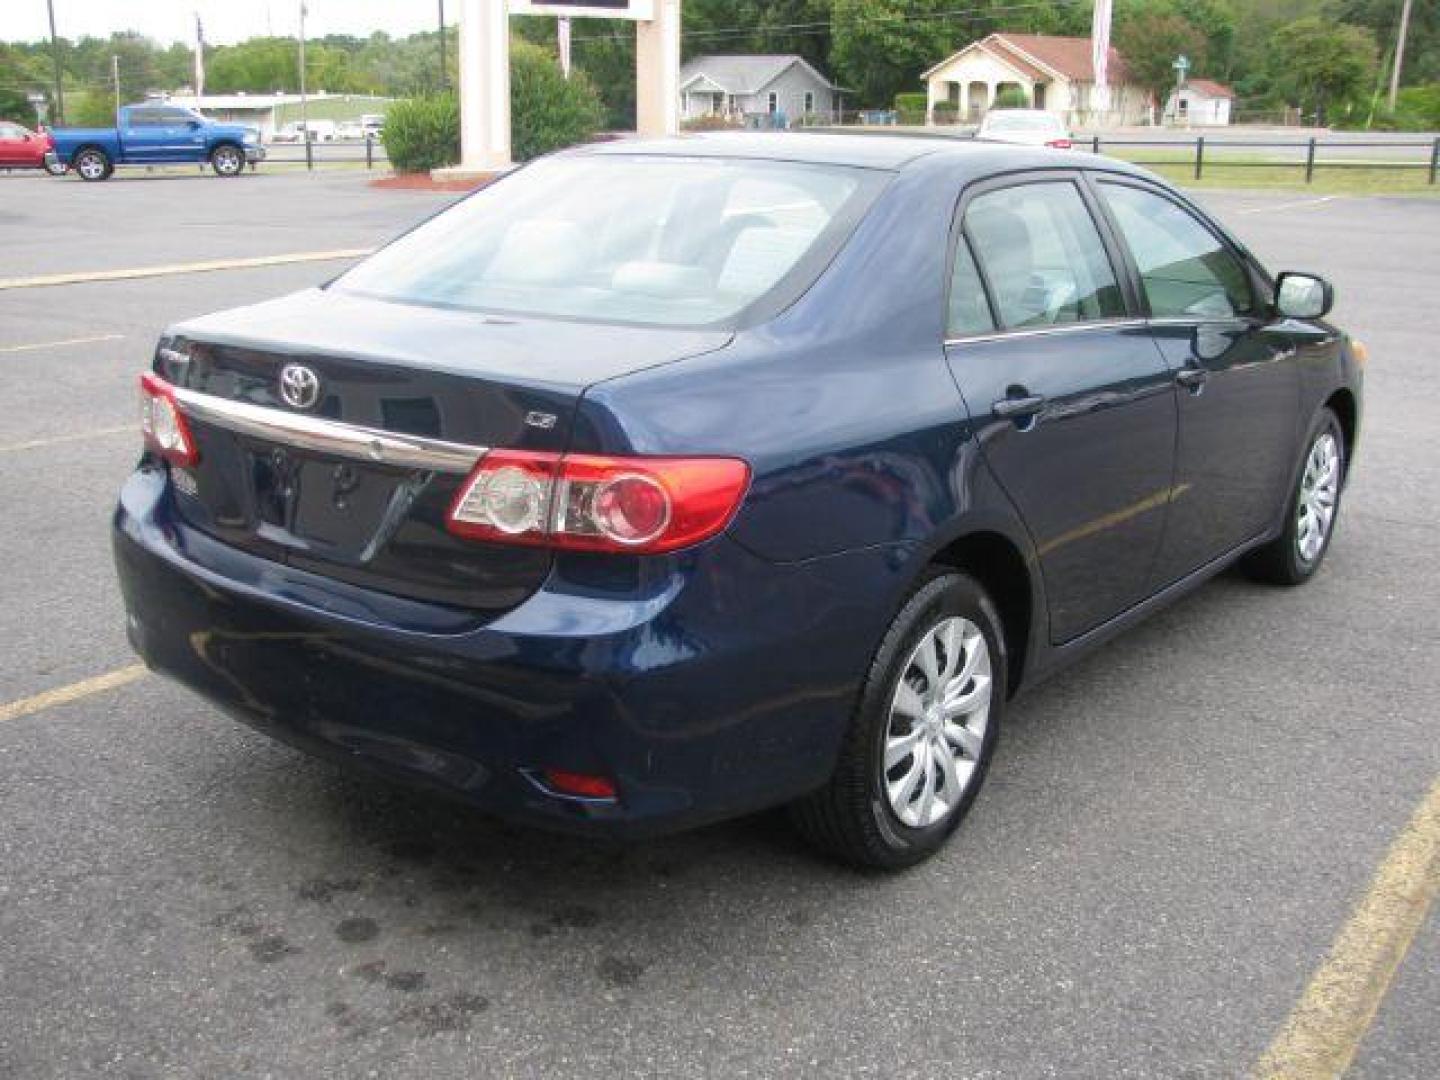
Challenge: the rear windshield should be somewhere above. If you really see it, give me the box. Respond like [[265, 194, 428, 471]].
[[334, 154, 886, 328], [985, 113, 1061, 131]]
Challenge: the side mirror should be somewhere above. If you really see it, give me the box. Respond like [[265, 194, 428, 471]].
[[1274, 272, 1333, 320]]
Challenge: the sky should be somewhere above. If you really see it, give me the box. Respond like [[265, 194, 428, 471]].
[[11, 1, 444, 46]]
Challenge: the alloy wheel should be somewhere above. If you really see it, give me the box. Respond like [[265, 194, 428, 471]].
[[77, 152, 106, 180], [883, 616, 992, 829], [1296, 432, 1339, 563], [214, 147, 243, 175]]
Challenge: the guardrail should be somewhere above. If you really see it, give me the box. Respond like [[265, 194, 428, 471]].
[[1086, 135, 1440, 184]]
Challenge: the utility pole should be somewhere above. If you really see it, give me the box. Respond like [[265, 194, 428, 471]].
[[194, 13, 206, 109], [298, 3, 309, 134], [112, 54, 120, 115], [1388, 0, 1414, 111], [46, 0, 65, 126], [438, 0, 448, 91]]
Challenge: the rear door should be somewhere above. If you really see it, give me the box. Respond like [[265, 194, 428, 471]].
[[944, 174, 1177, 644], [1090, 177, 1300, 584]]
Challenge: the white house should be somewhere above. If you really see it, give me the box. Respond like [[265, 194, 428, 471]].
[[1166, 79, 1234, 126], [679, 55, 841, 123], [922, 33, 1149, 128]]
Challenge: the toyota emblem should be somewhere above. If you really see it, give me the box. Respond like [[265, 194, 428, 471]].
[[278, 364, 322, 410]]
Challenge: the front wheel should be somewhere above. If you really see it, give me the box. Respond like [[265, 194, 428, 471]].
[[1243, 409, 1346, 586], [790, 570, 1006, 869], [210, 144, 245, 177], [73, 148, 111, 182]]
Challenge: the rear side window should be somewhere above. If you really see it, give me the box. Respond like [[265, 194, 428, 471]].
[[1099, 182, 1253, 319], [963, 182, 1124, 329], [947, 237, 995, 336]]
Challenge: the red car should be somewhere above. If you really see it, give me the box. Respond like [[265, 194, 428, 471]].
[[0, 121, 64, 173]]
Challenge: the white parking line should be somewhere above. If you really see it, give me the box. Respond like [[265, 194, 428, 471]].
[[0, 426, 131, 454], [0, 248, 374, 291], [1237, 196, 1341, 215], [0, 333, 125, 354]]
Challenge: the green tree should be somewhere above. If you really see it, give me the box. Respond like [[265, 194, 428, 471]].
[[1115, 11, 1207, 104], [1268, 16, 1378, 123], [830, 0, 954, 107]]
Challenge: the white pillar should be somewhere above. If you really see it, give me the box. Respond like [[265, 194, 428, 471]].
[[456, 0, 512, 172], [636, 0, 682, 137], [925, 77, 940, 126], [960, 82, 969, 120]]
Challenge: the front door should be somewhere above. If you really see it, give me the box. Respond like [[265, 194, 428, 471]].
[[944, 176, 1178, 643], [1092, 178, 1301, 584]]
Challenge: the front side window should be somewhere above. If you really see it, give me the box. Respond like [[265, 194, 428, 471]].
[[1099, 182, 1253, 319], [128, 109, 165, 127], [334, 154, 884, 328], [963, 181, 1124, 329]]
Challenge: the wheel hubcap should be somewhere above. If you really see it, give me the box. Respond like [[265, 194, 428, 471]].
[[1296, 432, 1339, 563], [79, 155, 102, 178], [883, 616, 992, 829], [218, 149, 240, 172]]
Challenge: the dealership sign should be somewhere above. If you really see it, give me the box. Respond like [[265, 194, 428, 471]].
[[508, 0, 656, 17]]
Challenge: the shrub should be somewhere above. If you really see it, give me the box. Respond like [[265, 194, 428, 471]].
[[510, 38, 604, 162], [383, 95, 460, 173], [993, 86, 1031, 109], [894, 91, 928, 123], [932, 101, 959, 124], [384, 38, 605, 173], [682, 115, 744, 132]]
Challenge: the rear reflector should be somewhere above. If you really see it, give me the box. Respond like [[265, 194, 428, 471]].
[[447, 450, 750, 554], [139, 373, 199, 467], [542, 769, 618, 801], [1046, 138, 1074, 150]]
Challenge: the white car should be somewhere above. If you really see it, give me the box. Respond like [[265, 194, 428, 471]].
[[976, 109, 1073, 149]]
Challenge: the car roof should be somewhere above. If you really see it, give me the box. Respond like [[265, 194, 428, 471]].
[[576, 131, 1154, 182]]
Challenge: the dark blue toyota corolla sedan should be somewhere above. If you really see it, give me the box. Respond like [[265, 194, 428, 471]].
[[114, 134, 1363, 867]]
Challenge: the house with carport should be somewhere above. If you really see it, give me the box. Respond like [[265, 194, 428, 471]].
[[922, 33, 1149, 127]]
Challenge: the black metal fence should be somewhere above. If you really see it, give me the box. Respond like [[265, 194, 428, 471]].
[[261, 135, 389, 170], [1082, 135, 1439, 185]]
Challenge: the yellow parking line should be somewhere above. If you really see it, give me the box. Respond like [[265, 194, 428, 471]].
[[1254, 775, 1440, 1079], [0, 248, 374, 291], [0, 333, 124, 354], [0, 664, 148, 724], [0, 425, 131, 454]]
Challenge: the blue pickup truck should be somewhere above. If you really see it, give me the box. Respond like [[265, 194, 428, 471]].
[[50, 103, 264, 181]]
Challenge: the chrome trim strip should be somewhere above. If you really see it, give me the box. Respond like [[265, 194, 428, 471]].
[[171, 386, 486, 474], [945, 318, 1147, 347]]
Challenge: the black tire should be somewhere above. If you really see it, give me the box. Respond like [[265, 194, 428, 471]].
[[1242, 408, 1346, 586], [73, 147, 112, 182], [790, 570, 1007, 870], [210, 143, 245, 177]]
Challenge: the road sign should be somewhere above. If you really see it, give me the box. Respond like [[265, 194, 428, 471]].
[[509, 0, 655, 17]]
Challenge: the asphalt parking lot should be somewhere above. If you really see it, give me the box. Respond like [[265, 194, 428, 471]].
[[1, 168, 1436, 1079]]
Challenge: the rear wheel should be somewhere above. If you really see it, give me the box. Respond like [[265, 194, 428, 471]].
[[73, 148, 111, 182], [1243, 409, 1345, 586], [790, 570, 1005, 870], [210, 144, 244, 177]]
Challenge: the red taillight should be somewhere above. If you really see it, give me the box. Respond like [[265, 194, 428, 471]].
[[447, 450, 750, 554], [138, 373, 199, 467], [541, 769, 618, 800], [1046, 138, 1073, 150]]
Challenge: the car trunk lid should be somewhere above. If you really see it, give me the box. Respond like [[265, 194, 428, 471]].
[[157, 288, 731, 616]]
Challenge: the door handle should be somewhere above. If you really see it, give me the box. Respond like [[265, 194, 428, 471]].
[[992, 393, 1047, 421], [1176, 368, 1208, 391]]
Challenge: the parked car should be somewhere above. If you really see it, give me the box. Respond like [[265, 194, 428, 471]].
[[360, 113, 385, 137], [49, 104, 264, 181], [336, 120, 365, 141], [114, 134, 1361, 868], [0, 120, 65, 174], [977, 108, 1073, 149]]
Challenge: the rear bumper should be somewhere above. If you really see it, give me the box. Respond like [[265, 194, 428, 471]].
[[113, 466, 885, 837]]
